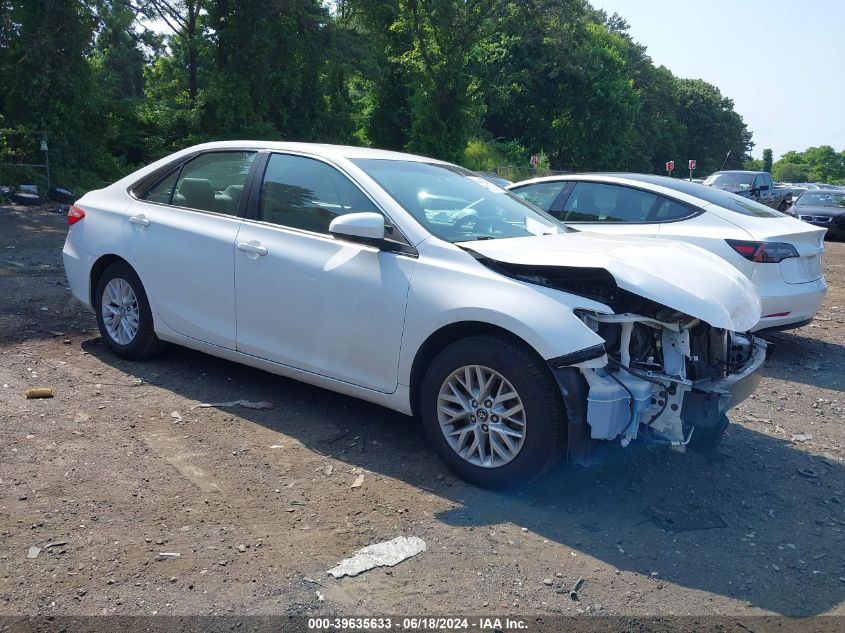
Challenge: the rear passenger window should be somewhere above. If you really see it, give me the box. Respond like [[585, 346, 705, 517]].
[[143, 169, 179, 204], [652, 197, 697, 221], [258, 154, 379, 233], [169, 151, 256, 215], [511, 182, 569, 214], [563, 182, 657, 222]]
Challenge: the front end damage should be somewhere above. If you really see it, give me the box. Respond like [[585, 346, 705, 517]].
[[461, 243, 767, 457], [552, 310, 766, 457]]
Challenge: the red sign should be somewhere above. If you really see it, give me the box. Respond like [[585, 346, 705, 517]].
[[665, 161, 674, 172], [689, 159, 697, 170]]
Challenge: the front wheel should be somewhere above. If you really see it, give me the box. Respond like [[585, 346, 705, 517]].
[[420, 335, 568, 488], [94, 261, 167, 360]]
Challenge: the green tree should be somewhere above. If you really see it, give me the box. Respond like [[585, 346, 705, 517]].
[[772, 162, 810, 183], [0, 0, 104, 186], [387, 0, 511, 162], [674, 78, 753, 174], [762, 148, 772, 173]]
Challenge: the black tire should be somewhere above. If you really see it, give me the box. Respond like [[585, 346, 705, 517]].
[[48, 186, 77, 204], [12, 192, 43, 206], [419, 335, 568, 489], [94, 261, 167, 360], [687, 414, 729, 455]]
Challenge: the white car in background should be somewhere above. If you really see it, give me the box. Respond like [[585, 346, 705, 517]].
[[64, 142, 766, 488], [509, 174, 828, 331]]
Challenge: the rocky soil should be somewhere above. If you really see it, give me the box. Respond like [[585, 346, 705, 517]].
[[1, 203, 843, 619]]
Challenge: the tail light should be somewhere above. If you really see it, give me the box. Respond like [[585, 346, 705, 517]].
[[726, 240, 799, 263], [67, 205, 85, 225]]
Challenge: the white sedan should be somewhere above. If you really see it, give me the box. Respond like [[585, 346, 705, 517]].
[[64, 142, 766, 488], [508, 174, 828, 331]]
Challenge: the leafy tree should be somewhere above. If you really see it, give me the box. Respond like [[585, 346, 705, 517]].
[[743, 157, 764, 171], [762, 148, 772, 173], [772, 162, 810, 183], [134, 0, 205, 104], [771, 146, 845, 184], [0, 0, 104, 186], [393, 0, 511, 163], [674, 78, 753, 174], [0, 0, 765, 191]]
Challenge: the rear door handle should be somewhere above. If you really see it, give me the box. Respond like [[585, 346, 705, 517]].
[[129, 215, 150, 227], [237, 241, 268, 258]]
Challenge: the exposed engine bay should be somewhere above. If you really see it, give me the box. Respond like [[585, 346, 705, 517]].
[[467, 252, 768, 452], [573, 309, 766, 448]]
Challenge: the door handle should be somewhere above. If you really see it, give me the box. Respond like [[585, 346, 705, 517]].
[[129, 215, 150, 227], [237, 241, 268, 257]]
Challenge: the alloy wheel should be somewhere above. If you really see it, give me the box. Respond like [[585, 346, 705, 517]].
[[436, 365, 526, 468], [101, 278, 140, 345]]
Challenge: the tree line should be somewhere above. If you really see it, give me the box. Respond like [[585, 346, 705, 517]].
[[1, 0, 760, 192], [746, 146, 845, 185]]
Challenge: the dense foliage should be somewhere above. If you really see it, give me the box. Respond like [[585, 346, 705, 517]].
[[1, 0, 761, 191]]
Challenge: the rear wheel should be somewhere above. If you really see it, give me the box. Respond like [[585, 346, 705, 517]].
[[94, 261, 167, 360], [420, 335, 567, 488]]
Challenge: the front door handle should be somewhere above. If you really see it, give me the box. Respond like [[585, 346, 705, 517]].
[[237, 240, 268, 258], [129, 215, 150, 227]]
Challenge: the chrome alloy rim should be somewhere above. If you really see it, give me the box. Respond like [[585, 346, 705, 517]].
[[101, 278, 139, 345], [437, 365, 526, 468]]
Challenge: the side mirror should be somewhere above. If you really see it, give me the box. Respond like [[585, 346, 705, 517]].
[[758, 184, 770, 192], [329, 212, 386, 243]]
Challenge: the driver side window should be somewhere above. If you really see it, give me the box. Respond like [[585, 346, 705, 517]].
[[259, 154, 379, 233]]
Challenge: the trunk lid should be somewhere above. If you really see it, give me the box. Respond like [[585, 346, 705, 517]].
[[702, 204, 826, 284]]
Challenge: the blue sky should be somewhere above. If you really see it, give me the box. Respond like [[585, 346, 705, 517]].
[[589, 0, 845, 159]]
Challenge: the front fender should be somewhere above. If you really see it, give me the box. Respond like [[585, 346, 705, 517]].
[[397, 247, 608, 386]]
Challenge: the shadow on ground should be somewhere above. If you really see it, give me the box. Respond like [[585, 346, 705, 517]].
[[81, 338, 845, 617], [760, 330, 844, 392]]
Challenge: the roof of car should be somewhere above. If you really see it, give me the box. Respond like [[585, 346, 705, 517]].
[[184, 140, 445, 164], [799, 188, 845, 194], [710, 170, 760, 175]]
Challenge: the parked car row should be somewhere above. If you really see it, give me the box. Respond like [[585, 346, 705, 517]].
[[789, 189, 845, 235], [508, 173, 827, 331], [63, 142, 818, 488], [702, 170, 792, 212]]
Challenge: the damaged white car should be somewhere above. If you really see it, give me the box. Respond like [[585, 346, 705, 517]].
[[62, 142, 766, 488]]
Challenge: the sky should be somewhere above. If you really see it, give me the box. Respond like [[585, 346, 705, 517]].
[[589, 0, 845, 159]]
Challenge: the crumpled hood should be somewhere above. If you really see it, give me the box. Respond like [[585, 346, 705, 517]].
[[461, 232, 762, 331]]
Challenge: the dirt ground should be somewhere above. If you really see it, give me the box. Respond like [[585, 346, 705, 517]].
[[1, 202, 844, 619]]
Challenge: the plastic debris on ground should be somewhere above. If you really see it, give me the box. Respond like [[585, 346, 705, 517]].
[[327, 536, 427, 578], [191, 400, 274, 410]]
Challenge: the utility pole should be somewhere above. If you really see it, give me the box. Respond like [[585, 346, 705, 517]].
[[40, 133, 50, 192]]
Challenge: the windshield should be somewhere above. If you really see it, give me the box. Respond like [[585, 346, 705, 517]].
[[796, 192, 845, 207], [703, 172, 755, 189], [353, 159, 569, 242]]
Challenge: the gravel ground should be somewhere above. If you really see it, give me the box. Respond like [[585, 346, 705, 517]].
[[1, 203, 844, 618]]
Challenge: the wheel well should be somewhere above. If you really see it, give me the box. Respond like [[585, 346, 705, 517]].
[[408, 321, 548, 419], [89, 254, 130, 305]]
